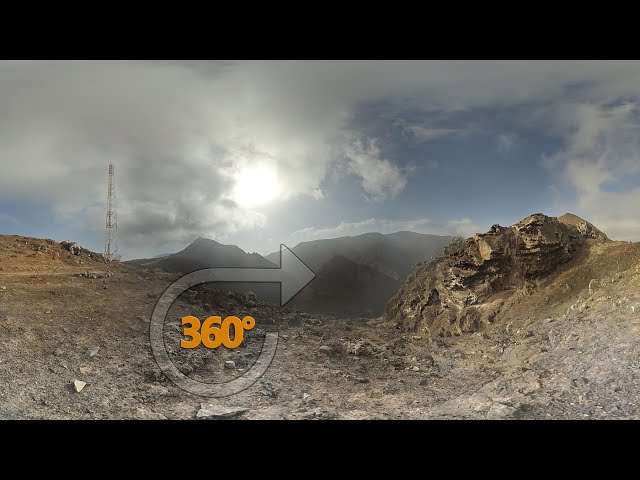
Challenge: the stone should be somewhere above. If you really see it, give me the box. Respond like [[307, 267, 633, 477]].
[[0, 286, 6, 291], [150, 385, 169, 396], [246, 407, 286, 420], [61, 240, 81, 255], [243, 291, 258, 305], [53, 348, 64, 356], [196, 404, 248, 419], [87, 346, 100, 357], [73, 380, 87, 393], [258, 384, 277, 398], [486, 402, 516, 419], [224, 360, 236, 369], [319, 345, 333, 353]]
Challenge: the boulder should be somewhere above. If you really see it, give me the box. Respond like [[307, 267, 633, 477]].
[[61, 240, 81, 255]]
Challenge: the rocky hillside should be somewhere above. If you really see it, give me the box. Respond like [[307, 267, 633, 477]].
[[385, 213, 609, 336], [287, 254, 399, 316]]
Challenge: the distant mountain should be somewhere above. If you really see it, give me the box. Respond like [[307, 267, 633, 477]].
[[267, 231, 453, 280], [129, 237, 276, 272], [268, 231, 454, 315], [129, 231, 453, 317], [127, 237, 281, 302]]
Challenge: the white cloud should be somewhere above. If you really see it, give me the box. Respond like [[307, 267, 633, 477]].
[[311, 188, 325, 200], [0, 61, 342, 249], [345, 137, 407, 202], [290, 217, 432, 243], [446, 218, 482, 237], [542, 100, 640, 240]]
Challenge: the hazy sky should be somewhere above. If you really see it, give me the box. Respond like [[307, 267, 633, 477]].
[[1, 60, 640, 259]]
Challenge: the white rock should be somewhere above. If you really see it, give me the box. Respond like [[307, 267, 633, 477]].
[[73, 379, 87, 393], [87, 346, 100, 357], [196, 403, 248, 419], [224, 360, 236, 369]]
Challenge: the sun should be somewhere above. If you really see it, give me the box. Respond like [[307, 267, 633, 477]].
[[230, 165, 282, 208]]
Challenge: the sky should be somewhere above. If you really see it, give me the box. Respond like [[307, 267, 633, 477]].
[[1, 60, 640, 259]]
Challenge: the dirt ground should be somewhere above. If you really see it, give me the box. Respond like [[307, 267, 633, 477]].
[[1, 235, 640, 419]]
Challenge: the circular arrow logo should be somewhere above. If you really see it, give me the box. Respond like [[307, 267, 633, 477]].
[[149, 245, 315, 397]]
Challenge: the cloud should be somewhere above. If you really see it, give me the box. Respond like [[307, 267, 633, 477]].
[[542, 100, 640, 240], [290, 217, 432, 243], [496, 132, 517, 152], [405, 125, 467, 143], [0, 212, 18, 224], [0, 61, 342, 249], [446, 218, 483, 237], [345, 137, 407, 202], [6, 61, 640, 251]]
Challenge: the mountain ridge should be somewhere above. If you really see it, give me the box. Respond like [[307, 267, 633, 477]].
[[128, 230, 453, 315]]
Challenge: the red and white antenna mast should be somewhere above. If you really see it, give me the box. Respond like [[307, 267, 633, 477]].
[[104, 162, 121, 262]]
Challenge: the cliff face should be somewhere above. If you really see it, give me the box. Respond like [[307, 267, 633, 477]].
[[384, 213, 608, 336]]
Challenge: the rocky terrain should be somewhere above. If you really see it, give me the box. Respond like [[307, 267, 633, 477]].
[[386, 213, 608, 336], [1, 212, 640, 420]]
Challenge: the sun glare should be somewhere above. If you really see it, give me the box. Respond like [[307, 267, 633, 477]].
[[230, 165, 282, 208]]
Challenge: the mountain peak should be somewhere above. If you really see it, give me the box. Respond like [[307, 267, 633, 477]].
[[191, 236, 223, 247], [133, 236, 275, 274], [557, 213, 608, 240]]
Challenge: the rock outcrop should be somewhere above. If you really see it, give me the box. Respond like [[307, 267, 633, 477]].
[[384, 213, 608, 336], [61, 240, 82, 255]]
